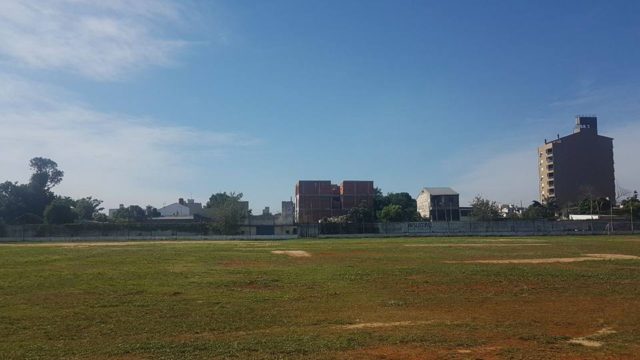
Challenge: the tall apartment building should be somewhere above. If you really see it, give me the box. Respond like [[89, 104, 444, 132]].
[[295, 180, 374, 223], [538, 116, 615, 206]]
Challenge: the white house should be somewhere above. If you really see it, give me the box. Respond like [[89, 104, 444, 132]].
[[159, 203, 190, 217]]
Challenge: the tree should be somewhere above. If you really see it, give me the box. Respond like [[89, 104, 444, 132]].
[[0, 158, 64, 224], [206, 192, 243, 209], [374, 190, 419, 222], [0, 181, 50, 224], [379, 204, 404, 222], [44, 199, 77, 224], [29, 157, 64, 191], [205, 192, 247, 235], [74, 197, 104, 221], [346, 203, 374, 223], [621, 191, 639, 220], [522, 200, 557, 220], [112, 205, 147, 222], [470, 196, 500, 221]]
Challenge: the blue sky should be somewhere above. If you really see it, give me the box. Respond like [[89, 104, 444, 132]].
[[1, 0, 639, 212]]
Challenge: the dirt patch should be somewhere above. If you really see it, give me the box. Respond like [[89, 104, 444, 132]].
[[337, 320, 434, 329], [271, 250, 311, 257], [449, 253, 640, 264], [568, 327, 616, 348], [405, 243, 548, 247]]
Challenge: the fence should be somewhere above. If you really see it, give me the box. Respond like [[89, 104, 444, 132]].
[[298, 220, 639, 238], [0, 220, 637, 242], [0, 223, 296, 242]]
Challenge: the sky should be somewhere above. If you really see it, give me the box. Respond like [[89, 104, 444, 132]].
[[0, 0, 639, 212]]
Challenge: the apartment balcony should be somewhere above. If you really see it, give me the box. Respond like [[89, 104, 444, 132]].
[[546, 156, 553, 163]]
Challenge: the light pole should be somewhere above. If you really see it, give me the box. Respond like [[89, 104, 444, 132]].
[[608, 197, 614, 234]]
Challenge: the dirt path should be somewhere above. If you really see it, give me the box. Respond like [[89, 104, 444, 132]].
[[271, 250, 311, 257], [568, 327, 617, 347], [449, 253, 640, 264], [405, 243, 548, 247], [0, 240, 277, 247]]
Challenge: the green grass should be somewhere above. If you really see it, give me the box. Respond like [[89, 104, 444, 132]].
[[1, 236, 640, 359]]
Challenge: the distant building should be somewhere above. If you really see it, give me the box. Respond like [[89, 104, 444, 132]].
[[295, 180, 374, 223], [417, 187, 460, 221], [538, 116, 615, 206], [499, 204, 525, 218], [158, 198, 204, 217], [240, 201, 297, 235]]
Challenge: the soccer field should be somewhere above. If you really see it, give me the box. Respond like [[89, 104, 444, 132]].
[[2, 236, 640, 359]]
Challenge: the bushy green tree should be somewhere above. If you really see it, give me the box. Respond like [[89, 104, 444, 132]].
[[44, 199, 77, 224], [0, 157, 63, 224], [374, 190, 419, 221], [470, 196, 500, 221], [205, 192, 247, 235], [379, 204, 404, 222], [522, 200, 557, 220], [346, 203, 374, 223], [621, 191, 639, 220], [112, 205, 147, 222], [74, 197, 104, 221]]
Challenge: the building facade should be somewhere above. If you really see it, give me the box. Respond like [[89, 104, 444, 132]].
[[538, 116, 615, 206], [295, 180, 374, 223], [417, 187, 460, 221], [158, 198, 204, 218]]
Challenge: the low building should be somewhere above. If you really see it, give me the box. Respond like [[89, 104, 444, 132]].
[[417, 187, 460, 221], [158, 198, 205, 218], [239, 201, 297, 236]]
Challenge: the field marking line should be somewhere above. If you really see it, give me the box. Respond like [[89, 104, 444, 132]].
[[405, 243, 548, 247], [446, 254, 640, 264], [568, 327, 616, 348], [336, 320, 436, 329], [271, 250, 311, 257]]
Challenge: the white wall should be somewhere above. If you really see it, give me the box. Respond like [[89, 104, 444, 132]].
[[159, 203, 190, 217]]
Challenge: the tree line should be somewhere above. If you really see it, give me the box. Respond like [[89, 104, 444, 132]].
[[2, 157, 638, 235], [0, 158, 248, 235]]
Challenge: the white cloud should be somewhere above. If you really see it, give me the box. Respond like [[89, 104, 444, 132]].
[[0, 76, 256, 210], [0, 0, 188, 80]]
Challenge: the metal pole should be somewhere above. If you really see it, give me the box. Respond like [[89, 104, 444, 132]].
[[610, 199, 614, 234]]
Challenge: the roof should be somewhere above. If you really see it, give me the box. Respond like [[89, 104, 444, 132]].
[[421, 187, 459, 196]]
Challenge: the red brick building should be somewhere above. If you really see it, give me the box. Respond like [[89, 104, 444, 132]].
[[295, 180, 375, 223]]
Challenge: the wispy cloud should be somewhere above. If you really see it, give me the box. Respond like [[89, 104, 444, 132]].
[[0, 76, 256, 209], [0, 0, 188, 80]]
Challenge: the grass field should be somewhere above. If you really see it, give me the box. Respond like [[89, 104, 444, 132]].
[[1, 236, 640, 359]]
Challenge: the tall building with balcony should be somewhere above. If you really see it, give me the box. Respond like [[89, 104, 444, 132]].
[[538, 116, 615, 206]]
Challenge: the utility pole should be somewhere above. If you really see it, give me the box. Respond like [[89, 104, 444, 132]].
[[610, 197, 614, 234], [631, 203, 634, 234]]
